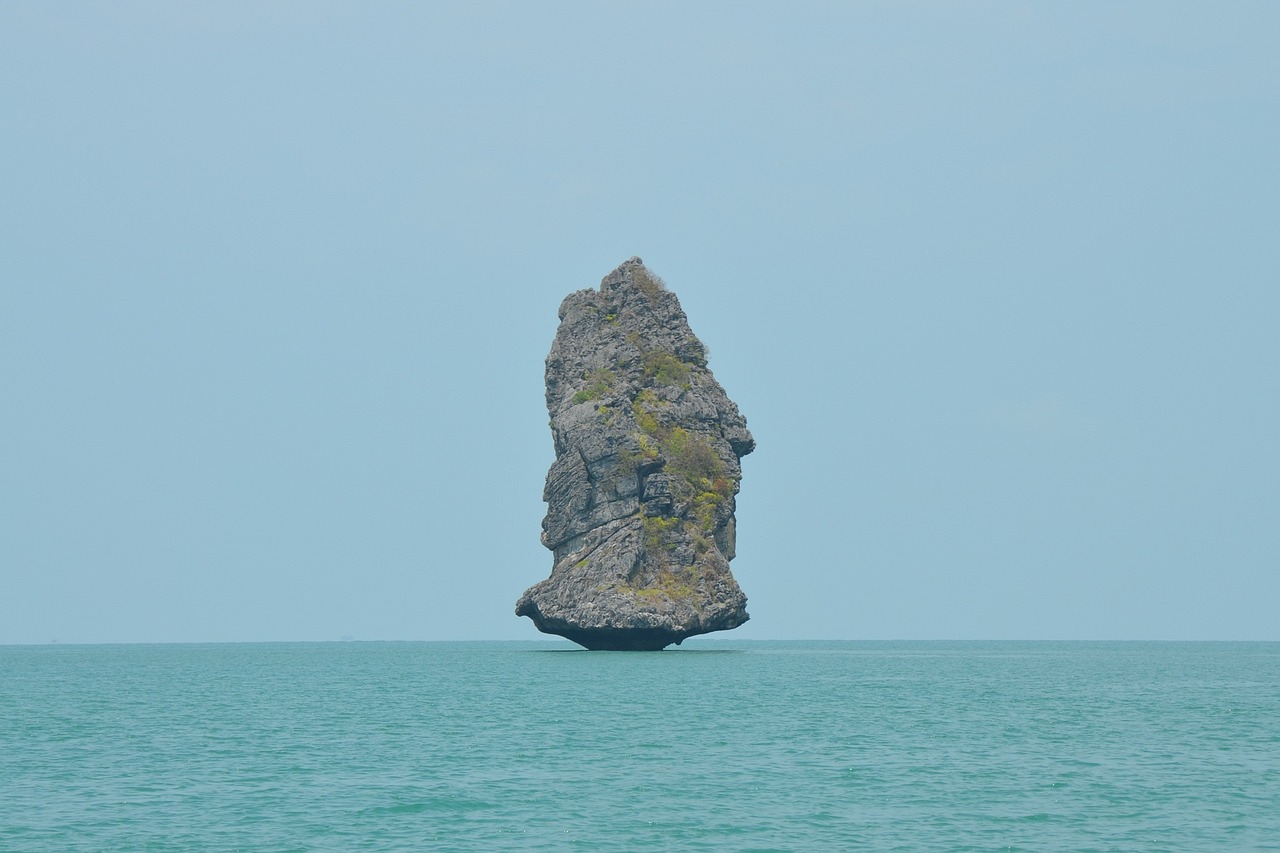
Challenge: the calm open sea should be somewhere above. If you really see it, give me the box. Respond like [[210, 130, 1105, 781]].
[[2, 641, 1277, 851]]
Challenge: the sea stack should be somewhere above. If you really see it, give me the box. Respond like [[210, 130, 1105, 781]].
[[516, 258, 755, 650]]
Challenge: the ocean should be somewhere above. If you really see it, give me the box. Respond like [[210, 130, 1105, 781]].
[[2, 641, 1277, 851]]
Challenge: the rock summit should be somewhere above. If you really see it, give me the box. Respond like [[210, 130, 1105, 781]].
[[516, 258, 755, 650]]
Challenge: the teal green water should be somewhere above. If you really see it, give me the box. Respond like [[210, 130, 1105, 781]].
[[2, 641, 1277, 851]]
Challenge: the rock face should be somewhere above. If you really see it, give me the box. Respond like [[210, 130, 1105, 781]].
[[516, 258, 755, 650]]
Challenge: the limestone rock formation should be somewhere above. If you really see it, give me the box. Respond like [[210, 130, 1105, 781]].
[[516, 258, 755, 650]]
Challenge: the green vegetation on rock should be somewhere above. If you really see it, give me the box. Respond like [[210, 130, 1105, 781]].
[[634, 268, 665, 298], [642, 515, 683, 552], [642, 350, 690, 387], [628, 568, 696, 602], [572, 368, 616, 404], [631, 389, 735, 531]]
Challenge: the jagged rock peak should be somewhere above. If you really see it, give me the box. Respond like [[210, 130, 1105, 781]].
[[516, 258, 755, 650]]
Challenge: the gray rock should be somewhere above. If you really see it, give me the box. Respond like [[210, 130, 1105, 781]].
[[516, 258, 755, 650]]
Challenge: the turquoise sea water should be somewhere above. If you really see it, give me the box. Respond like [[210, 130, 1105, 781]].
[[2, 641, 1278, 851]]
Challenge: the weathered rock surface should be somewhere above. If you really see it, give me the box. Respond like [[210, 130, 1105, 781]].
[[515, 258, 755, 650]]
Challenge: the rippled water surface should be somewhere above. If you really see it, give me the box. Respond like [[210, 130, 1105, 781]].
[[3, 641, 1278, 851]]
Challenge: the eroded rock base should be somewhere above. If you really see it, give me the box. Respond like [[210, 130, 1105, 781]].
[[557, 628, 686, 651]]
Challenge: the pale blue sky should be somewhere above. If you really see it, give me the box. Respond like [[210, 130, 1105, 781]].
[[2, 2, 1276, 643]]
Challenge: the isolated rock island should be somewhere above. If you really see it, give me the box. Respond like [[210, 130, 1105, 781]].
[[515, 258, 755, 650]]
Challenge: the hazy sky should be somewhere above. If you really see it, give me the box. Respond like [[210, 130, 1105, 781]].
[[3, 3, 1277, 643]]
